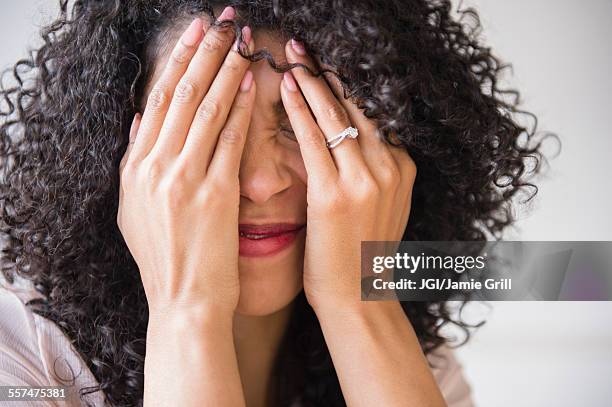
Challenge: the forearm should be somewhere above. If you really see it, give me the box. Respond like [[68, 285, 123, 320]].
[[144, 306, 245, 407], [314, 301, 447, 407]]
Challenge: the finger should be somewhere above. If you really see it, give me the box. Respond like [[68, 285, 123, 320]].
[[285, 39, 367, 178], [182, 25, 254, 176], [318, 61, 400, 185], [324, 69, 416, 234], [129, 17, 205, 164], [318, 63, 379, 135], [280, 71, 337, 185], [206, 70, 255, 182], [150, 6, 238, 160], [316, 58, 418, 241]]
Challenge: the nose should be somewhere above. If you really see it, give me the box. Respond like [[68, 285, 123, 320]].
[[239, 138, 292, 204]]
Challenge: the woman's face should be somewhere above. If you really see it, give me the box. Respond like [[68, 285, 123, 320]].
[[142, 24, 307, 316]]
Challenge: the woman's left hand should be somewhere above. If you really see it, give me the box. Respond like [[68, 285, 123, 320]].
[[280, 40, 448, 407], [280, 39, 417, 312]]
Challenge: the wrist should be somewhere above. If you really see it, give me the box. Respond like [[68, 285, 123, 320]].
[[313, 298, 407, 327], [147, 301, 234, 345]]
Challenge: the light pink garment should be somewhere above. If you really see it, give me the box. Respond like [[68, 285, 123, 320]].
[[0, 283, 474, 406]]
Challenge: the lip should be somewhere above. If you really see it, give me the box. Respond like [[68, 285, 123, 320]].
[[238, 222, 305, 257]]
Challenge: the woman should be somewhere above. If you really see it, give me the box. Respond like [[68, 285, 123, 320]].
[[0, 0, 545, 406]]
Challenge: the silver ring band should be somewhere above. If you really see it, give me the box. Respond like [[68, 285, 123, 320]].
[[326, 126, 359, 149]]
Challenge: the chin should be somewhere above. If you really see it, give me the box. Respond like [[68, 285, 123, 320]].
[[235, 273, 303, 316], [235, 235, 305, 316], [236, 250, 304, 316]]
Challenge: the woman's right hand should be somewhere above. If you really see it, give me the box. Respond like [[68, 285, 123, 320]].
[[116, 10, 256, 318]]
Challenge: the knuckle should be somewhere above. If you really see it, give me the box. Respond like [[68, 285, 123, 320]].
[[144, 158, 165, 184], [324, 103, 349, 123], [353, 175, 379, 203], [215, 178, 239, 196], [174, 78, 199, 103], [300, 129, 326, 148], [170, 161, 195, 183], [286, 97, 310, 114], [161, 181, 189, 211], [200, 181, 237, 206], [196, 98, 220, 122], [284, 95, 307, 109], [378, 164, 401, 188], [202, 31, 228, 52], [196, 187, 215, 208], [233, 91, 252, 108], [219, 127, 243, 145], [361, 185, 380, 206], [148, 86, 169, 110], [319, 188, 347, 212], [171, 44, 193, 65], [222, 58, 242, 74], [158, 171, 192, 209]]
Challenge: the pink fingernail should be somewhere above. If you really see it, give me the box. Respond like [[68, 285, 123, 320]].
[[218, 6, 236, 21], [283, 71, 298, 92], [291, 39, 306, 55], [242, 26, 252, 45], [234, 26, 252, 52], [240, 70, 253, 92], [181, 18, 203, 47]]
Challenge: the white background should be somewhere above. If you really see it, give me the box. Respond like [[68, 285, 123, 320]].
[[446, 2, 612, 406], [1, 1, 611, 406]]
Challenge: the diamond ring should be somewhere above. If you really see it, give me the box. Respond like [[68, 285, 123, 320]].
[[326, 126, 359, 149]]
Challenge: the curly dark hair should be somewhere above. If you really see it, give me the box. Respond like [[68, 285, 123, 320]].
[[0, 0, 551, 405]]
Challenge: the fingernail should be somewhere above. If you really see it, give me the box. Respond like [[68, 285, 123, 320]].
[[283, 71, 298, 92], [291, 39, 306, 55], [217, 6, 236, 21], [234, 25, 251, 52], [242, 26, 252, 45], [240, 70, 253, 92], [181, 18, 203, 47]]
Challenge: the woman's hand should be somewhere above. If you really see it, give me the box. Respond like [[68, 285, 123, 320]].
[[280, 39, 446, 407], [117, 14, 255, 318], [117, 11, 254, 407], [280, 39, 417, 312]]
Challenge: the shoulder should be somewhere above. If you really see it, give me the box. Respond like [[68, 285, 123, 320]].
[[0, 281, 105, 406], [0, 281, 50, 385], [427, 344, 475, 407]]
